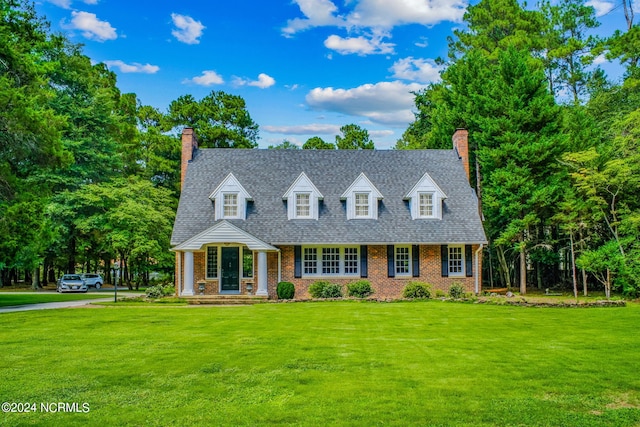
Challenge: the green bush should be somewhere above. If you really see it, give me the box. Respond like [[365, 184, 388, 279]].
[[435, 289, 446, 298], [277, 281, 295, 299], [449, 282, 466, 299], [309, 281, 343, 298], [403, 281, 432, 299], [146, 284, 175, 299], [347, 280, 373, 298]]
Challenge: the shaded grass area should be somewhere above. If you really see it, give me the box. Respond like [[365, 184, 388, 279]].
[[0, 302, 639, 426], [0, 293, 110, 307]]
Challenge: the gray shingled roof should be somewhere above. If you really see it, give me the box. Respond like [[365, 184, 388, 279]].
[[171, 149, 487, 246]]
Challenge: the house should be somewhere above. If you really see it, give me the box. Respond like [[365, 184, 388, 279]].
[[171, 128, 487, 299]]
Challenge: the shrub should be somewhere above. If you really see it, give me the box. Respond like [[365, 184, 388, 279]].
[[449, 282, 466, 299], [146, 284, 175, 299], [309, 281, 343, 298], [277, 281, 295, 299], [435, 289, 446, 298], [403, 281, 432, 299], [347, 280, 373, 298]]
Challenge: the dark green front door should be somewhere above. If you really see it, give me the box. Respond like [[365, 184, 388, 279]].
[[221, 247, 240, 292]]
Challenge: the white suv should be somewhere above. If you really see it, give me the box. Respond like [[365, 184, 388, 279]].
[[81, 273, 103, 289]]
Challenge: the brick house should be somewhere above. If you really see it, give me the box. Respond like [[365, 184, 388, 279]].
[[171, 128, 487, 299]]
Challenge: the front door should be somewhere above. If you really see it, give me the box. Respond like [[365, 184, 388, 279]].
[[221, 247, 240, 293]]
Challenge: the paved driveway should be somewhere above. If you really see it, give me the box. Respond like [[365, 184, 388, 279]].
[[0, 290, 144, 314]]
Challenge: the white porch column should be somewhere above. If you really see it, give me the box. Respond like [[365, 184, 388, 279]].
[[182, 251, 195, 296], [256, 251, 268, 296]]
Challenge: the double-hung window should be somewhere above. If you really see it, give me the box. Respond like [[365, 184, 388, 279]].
[[223, 193, 238, 218], [206, 247, 218, 278], [448, 246, 464, 275], [418, 193, 434, 218], [295, 193, 311, 218], [395, 246, 411, 276], [302, 246, 359, 276], [354, 193, 369, 217]]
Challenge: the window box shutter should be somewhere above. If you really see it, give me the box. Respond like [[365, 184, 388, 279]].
[[465, 245, 473, 277], [387, 245, 395, 278], [441, 245, 449, 277], [412, 245, 420, 277], [294, 246, 302, 278], [360, 245, 368, 278]]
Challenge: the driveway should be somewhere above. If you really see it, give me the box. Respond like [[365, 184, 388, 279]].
[[0, 289, 144, 314]]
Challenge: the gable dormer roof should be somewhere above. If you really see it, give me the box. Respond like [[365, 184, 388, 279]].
[[282, 172, 323, 200], [209, 172, 252, 201], [340, 172, 383, 200], [403, 172, 447, 200]]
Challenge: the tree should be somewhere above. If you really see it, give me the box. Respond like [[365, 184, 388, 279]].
[[268, 140, 300, 149], [303, 136, 335, 149], [167, 90, 259, 148], [335, 124, 374, 149]]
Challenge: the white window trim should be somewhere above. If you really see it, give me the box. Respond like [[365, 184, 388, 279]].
[[354, 192, 370, 218], [206, 246, 218, 279], [205, 245, 254, 280], [405, 172, 446, 220], [295, 192, 312, 218], [418, 192, 435, 218], [301, 245, 360, 278], [342, 173, 383, 220], [448, 245, 465, 277], [222, 193, 240, 219], [395, 245, 412, 277], [209, 173, 252, 221], [283, 173, 323, 220]]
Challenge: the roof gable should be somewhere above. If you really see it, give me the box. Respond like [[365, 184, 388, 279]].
[[404, 172, 448, 200], [209, 172, 252, 201], [172, 220, 277, 251], [340, 172, 383, 200], [282, 172, 323, 200]]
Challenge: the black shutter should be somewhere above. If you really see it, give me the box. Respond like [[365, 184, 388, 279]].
[[360, 245, 368, 278], [387, 245, 395, 278], [465, 245, 473, 277], [441, 245, 449, 277], [412, 245, 420, 277], [294, 246, 302, 278]]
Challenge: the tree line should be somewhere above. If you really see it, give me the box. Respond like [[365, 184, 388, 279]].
[[395, 0, 639, 297]]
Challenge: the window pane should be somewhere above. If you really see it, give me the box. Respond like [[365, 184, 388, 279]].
[[296, 193, 310, 217], [419, 193, 433, 217], [344, 247, 359, 275], [355, 193, 369, 217], [304, 247, 317, 275], [322, 247, 340, 274], [243, 247, 253, 278], [223, 193, 238, 217], [395, 247, 410, 275], [207, 247, 218, 278], [449, 246, 463, 274]]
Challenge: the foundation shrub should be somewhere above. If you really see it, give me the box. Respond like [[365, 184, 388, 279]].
[[277, 282, 295, 300], [403, 281, 432, 299], [309, 281, 343, 298], [449, 282, 466, 299], [347, 280, 373, 298]]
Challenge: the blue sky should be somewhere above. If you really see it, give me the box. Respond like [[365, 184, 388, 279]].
[[35, 0, 629, 148]]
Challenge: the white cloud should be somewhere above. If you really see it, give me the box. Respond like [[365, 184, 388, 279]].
[[283, 0, 344, 36], [233, 73, 276, 89], [306, 80, 424, 125], [263, 124, 342, 135], [585, 0, 614, 16], [183, 70, 224, 86], [171, 13, 205, 44], [83, 0, 99, 4], [104, 60, 159, 74], [324, 34, 395, 55], [390, 57, 442, 83], [370, 129, 395, 139], [67, 11, 117, 41], [47, 0, 72, 8], [283, 0, 466, 36], [593, 53, 608, 65]]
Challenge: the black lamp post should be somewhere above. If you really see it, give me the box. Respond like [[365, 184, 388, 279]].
[[112, 261, 120, 303]]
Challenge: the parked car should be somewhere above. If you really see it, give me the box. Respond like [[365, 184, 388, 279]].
[[57, 274, 88, 293], [81, 273, 103, 289]]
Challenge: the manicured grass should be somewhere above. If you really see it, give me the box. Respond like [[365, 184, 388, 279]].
[[1, 301, 639, 426], [0, 293, 110, 307]]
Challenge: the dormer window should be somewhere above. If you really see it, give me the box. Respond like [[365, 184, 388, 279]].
[[209, 173, 252, 221], [295, 193, 311, 217], [354, 193, 370, 217], [283, 173, 323, 220], [342, 173, 383, 220], [405, 172, 447, 220], [223, 193, 239, 218], [418, 192, 434, 218]]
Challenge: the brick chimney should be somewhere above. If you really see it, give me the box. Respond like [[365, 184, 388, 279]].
[[452, 128, 470, 183], [181, 127, 198, 190]]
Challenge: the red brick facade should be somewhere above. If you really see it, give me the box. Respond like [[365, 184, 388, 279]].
[[177, 244, 483, 299]]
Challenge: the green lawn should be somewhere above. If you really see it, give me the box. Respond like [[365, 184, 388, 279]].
[[0, 293, 111, 307], [1, 301, 639, 426]]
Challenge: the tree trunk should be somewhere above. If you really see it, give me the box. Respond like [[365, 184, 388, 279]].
[[497, 246, 512, 290], [31, 267, 40, 290], [519, 243, 527, 295], [605, 268, 611, 299], [582, 269, 588, 296], [569, 232, 578, 299]]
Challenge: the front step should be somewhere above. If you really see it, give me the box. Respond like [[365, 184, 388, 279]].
[[186, 295, 268, 305]]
